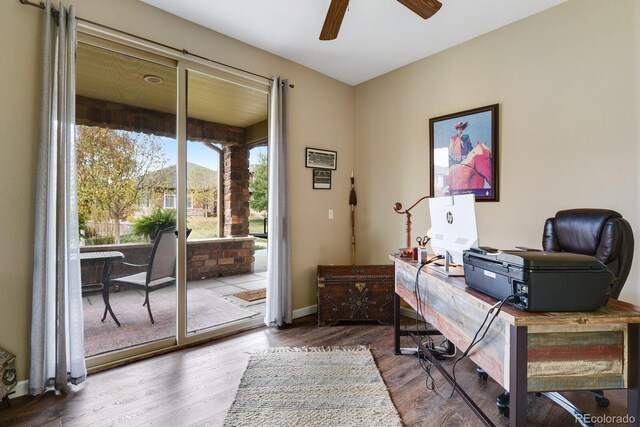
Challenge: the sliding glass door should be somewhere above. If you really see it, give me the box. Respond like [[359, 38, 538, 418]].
[[183, 68, 268, 337], [76, 32, 270, 368], [76, 41, 178, 360]]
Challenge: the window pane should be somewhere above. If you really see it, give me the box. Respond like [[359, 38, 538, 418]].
[[185, 69, 267, 334], [76, 42, 177, 357], [164, 191, 176, 208]]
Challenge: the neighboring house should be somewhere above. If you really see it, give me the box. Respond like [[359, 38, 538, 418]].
[[138, 162, 218, 217]]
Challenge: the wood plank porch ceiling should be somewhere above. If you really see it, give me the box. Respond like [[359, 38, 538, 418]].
[[76, 42, 267, 129]]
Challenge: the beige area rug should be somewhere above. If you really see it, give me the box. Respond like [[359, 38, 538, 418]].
[[83, 287, 257, 357], [223, 346, 403, 427]]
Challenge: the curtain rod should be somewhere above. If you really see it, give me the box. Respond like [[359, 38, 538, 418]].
[[19, 0, 294, 88]]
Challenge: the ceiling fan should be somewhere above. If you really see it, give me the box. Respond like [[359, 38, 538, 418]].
[[320, 0, 443, 40]]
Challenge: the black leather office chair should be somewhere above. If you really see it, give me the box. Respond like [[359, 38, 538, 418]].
[[494, 208, 635, 424], [543, 209, 634, 299]]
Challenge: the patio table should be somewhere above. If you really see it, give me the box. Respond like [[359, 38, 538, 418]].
[[80, 251, 124, 326]]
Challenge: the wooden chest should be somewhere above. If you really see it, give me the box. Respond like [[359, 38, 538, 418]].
[[317, 265, 395, 326]]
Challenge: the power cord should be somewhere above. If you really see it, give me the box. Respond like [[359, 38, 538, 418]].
[[410, 255, 530, 401], [411, 256, 457, 396], [447, 293, 523, 398]]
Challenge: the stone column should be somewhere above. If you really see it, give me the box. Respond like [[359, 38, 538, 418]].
[[223, 145, 250, 237]]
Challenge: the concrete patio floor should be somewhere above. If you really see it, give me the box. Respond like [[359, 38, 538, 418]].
[[83, 248, 267, 356]]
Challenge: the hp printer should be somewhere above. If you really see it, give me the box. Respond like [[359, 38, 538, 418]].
[[463, 248, 613, 312]]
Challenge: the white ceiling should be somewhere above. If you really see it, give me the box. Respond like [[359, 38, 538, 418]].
[[139, 0, 567, 86]]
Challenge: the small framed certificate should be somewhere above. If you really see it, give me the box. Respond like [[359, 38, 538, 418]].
[[312, 169, 331, 190], [305, 147, 337, 170]]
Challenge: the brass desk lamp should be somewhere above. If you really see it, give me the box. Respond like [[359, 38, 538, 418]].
[[393, 195, 431, 256]]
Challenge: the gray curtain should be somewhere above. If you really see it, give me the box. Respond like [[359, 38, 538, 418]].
[[30, 0, 85, 395], [264, 77, 292, 327]]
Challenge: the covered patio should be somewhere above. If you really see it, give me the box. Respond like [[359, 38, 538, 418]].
[[75, 41, 270, 357], [82, 249, 267, 357]]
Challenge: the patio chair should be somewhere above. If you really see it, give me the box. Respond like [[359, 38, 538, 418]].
[[103, 226, 181, 326]]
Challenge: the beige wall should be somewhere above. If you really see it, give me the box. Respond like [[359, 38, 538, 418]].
[[0, 0, 354, 381], [354, 0, 640, 300]]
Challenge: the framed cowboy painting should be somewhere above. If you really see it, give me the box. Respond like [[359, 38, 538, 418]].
[[429, 104, 499, 201]]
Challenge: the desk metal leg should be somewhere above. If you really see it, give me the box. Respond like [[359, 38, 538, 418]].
[[628, 323, 639, 427], [509, 325, 528, 427], [394, 291, 401, 355]]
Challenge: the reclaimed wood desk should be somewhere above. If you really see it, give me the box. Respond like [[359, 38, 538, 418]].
[[391, 254, 640, 427]]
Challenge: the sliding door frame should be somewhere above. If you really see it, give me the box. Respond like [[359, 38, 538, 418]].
[[78, 23, 270, 371]]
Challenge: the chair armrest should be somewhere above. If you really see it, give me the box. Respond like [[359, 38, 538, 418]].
[[110, 261, 148, 270], [104, 261, 148, 284], [121, 262, 148, 268]]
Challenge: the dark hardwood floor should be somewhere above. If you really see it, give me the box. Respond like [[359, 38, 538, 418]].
[[0, 316, 629, 426]]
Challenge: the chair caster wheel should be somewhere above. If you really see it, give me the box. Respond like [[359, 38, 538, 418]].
[[595, 396, 610, 408], [496, 392, 510, 418], [497, 405, 509, 418], [476, 367, 488, 380]]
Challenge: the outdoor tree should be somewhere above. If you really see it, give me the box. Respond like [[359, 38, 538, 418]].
[[249, 152, 268, 213], [76, 126, 169, 243], [189, 166, 217, 217]]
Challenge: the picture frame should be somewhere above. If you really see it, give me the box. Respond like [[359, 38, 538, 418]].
[[305, 147, 337, 170], [429, 104, 499, 201], [312, 169, 332, 190]]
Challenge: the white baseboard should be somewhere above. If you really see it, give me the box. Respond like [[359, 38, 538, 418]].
[[292, 305, 417, 321], [292, 304, 317, 319], [9, 380, 29, 399]]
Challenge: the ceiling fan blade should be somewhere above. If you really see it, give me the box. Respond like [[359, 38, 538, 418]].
[[397, 0, 442, 19], [320, 0, 349, 41]]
